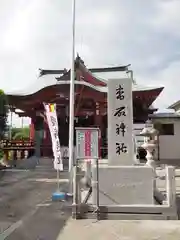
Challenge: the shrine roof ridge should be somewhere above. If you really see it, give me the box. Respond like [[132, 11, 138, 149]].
[[5, 74, 164, 97], [38, 56, 130, 88]]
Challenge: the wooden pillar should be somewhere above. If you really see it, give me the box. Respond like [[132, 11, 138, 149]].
[[33, 113, 44, 158], [29, 118, 35, 157], [94, 102, 101, 125], [29, 118, 35, 141], [3, 150, 8, 163], [42, 119, 52, 156]]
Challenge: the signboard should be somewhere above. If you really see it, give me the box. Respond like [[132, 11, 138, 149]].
[[76, 128, 99, 159], [108, 78, 133, 165], [44, 103, 63, 171]]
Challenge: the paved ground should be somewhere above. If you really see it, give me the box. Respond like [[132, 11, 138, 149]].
[[57, 219, 180, 240], [1, 160, 180, 239], [0, 160, 72, 240]]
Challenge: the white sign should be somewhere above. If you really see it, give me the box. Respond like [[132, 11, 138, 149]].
[[108, 78, 133, 165], [76, 128, 99, 159], [44, 103, 63, 171]]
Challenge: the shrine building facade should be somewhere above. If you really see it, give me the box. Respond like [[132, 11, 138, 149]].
[[6, 56, 163, 157]]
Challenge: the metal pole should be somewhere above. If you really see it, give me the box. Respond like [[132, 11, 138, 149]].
[[68, 0, 76, 194], [127, 70, 134, 83], [72, 165, 77, 205], [96, 158, 99, 220], [57, 169, 60, 192]]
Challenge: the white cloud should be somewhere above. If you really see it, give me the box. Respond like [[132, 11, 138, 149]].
[[151, 0, 180, 37], [153, 61, 180, 109], [0, 0, 180, 126]]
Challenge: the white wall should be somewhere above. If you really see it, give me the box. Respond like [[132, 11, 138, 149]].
[[133, 123, 145, 147], [153, 118, 180, 160]]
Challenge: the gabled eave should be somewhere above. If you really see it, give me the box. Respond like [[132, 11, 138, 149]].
[[168, 100, 180, 110]]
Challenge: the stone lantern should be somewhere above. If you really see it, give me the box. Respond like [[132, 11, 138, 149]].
[[140, 120, 159, 170]]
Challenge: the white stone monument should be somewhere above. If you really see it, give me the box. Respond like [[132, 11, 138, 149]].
[[108, 78, 133, 165], [75, 78, 177, 220], [92, 78, 154, 205]]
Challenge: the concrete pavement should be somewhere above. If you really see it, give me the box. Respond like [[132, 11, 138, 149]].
[[0, 159, 71, 239], [57, 219, 180, 240], [57, 167, 180, 240], [1, 159, 180, 239]]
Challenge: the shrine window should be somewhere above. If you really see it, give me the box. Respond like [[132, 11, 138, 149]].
[[156, 123, 174, 135]]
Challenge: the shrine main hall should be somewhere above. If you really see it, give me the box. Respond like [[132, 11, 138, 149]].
[[6, 56, 163, 157]]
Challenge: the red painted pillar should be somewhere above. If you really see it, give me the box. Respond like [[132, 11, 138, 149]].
[[29, 118, 35, 157], [29, 118, 35, 141]]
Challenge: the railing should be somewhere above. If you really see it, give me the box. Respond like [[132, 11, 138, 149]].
[[0, 139, 34, 150]]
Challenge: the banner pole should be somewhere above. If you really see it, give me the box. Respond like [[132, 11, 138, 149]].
[[57, 169, 60, 192], [68, 0, 76, 196], [43, 103, 66, 201]]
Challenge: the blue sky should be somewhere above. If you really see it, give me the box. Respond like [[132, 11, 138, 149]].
[[0, 0, 180, 126]]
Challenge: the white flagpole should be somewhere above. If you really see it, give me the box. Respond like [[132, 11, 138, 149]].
[[68, 0, 76, 193]]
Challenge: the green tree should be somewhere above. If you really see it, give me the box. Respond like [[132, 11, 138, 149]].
[[0, 89, 8, 140], [12, 127, 30, 140]]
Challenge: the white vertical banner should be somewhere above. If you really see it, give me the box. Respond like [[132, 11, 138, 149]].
[[44, 103, 63, 171], [108, 78, 133, 165]]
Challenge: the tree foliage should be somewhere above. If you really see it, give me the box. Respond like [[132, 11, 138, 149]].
[[11, 127, 30, 140], [0, 89, 8, 140]]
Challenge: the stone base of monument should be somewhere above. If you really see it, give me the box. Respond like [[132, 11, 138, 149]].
[[73, 165, 178, 220], [92, 166, 154, 205]]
